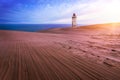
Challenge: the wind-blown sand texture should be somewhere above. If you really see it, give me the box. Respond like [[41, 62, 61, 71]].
[[0, 23, 120, 80]]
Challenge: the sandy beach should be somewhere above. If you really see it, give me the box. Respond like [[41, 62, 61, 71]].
[[0, 24, 120, 80]]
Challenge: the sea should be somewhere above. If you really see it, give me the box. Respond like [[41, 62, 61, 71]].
[[0, 24, 74, 32]]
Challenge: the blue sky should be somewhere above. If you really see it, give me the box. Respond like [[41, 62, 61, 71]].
[[0, 0, 120, 24]]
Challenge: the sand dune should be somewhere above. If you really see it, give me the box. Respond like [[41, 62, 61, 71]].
[[0, 24, 120, 80]]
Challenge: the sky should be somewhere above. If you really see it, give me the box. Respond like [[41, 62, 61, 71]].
[[0, 0, 120, 24]]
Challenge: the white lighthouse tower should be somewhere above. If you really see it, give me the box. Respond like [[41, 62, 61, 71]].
[[72, 13, 77, 28]]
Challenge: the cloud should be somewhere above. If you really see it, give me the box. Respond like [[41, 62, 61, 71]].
[[1, 0, 120, 24], [49, 0, 120, 24]]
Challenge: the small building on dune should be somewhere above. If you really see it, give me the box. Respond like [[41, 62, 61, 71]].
[[72, 13, 77, 28]]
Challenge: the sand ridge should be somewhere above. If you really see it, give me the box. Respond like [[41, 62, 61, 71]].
[[0, 24, 120, 80]]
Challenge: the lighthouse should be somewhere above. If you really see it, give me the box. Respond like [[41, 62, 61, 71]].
[[72, 13, 77, 28]]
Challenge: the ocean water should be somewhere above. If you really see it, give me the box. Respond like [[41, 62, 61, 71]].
[[0, 24, 72, 32]]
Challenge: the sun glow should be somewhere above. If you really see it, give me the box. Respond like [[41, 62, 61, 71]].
[[103, 1, 120, 22]]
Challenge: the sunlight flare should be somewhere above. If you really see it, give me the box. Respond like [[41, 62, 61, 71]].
[[103, 1, 120, 22]]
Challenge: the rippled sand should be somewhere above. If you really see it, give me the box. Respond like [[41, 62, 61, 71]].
[[0, 23, 120, 80]]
